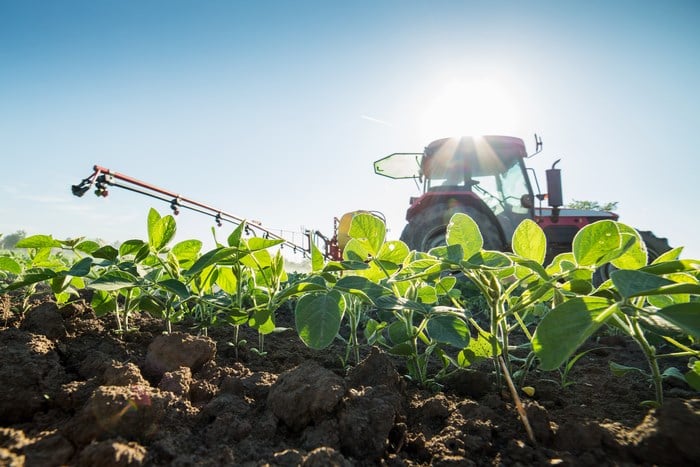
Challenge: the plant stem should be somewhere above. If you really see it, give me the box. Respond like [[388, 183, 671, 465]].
[[631, 317, 664, 405]]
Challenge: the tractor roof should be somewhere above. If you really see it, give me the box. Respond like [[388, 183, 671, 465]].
[[422, 135, 527, 179]]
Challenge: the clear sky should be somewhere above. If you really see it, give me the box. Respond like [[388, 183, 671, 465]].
[[1, 0, 699, 259]]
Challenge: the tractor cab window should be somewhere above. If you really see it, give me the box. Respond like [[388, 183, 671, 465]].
[[473, 160, 532, 240]]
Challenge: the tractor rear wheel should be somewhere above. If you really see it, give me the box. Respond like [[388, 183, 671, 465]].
[[400, 204, 503, 252]]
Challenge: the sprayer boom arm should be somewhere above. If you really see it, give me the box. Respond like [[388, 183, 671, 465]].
[[72, 165, 319, 258]]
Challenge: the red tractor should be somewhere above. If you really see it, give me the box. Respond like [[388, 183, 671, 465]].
[[374, 135, 669, 261]]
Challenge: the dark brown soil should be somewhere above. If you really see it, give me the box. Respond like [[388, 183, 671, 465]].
[[1, 291, 699, 466]]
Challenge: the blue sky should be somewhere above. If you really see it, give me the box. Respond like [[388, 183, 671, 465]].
[[1, 0, 699, 258]]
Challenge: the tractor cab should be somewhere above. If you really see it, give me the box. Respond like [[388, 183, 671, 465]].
[[375, 135, 540, 248]]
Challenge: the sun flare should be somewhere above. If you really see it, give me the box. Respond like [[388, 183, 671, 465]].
[[419, 80, 519, 141]]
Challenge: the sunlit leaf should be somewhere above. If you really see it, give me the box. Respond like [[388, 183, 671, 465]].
[[446, 213, 483, 259], [573, 221, 621, 266], [295, 291, 345, 349], [512, 219, 546, 265]]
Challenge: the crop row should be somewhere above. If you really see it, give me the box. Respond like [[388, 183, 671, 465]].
[[1, 208, 699, 407]]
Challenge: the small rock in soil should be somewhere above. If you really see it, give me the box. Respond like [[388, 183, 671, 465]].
[[77, 439, 147, 467], [143, 332, 216, 379]]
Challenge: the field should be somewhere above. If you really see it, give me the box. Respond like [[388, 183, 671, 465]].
[[1, 210, 699, 465]]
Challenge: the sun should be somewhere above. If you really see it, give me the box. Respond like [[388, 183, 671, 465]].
[[419, 79, 519, 141]]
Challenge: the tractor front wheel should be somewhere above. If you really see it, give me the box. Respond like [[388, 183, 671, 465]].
[[401, 204, 503, 252]]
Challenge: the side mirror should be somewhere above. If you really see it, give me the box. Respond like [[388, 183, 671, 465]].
[[546, 160, 563, 208]]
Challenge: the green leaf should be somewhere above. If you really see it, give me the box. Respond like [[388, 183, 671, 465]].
[[91, 289, 116, 317], [147, 208, 177, 252], [417, 285, 438, 304], [458, 329, 499, 366], [15, 235, 61, 249], [91, 245, 119, 262], [172, 239, 202, 265], [334, 275, 391, 303], [512, 219, 546, 264], [376, 240, 410, 265], [247, 237, 284, 252], [573, 220, 621, 267], [89, 270, 140, 291], [311, 242, 324, 272], [610, 225, 647, 270], [685, 361, 700, 391], [185, 247, 238, 277], [446, 213, 483, 258], [74, 240, 100, 254], [0, 257, 21, 274], [227, 222, 245, 248], [5, 268, 57, 290], [387, 320, 412, 345], [466, 250, 512, 269], [388, 342, 414, 356], [119, 239, 147, 257], [348, 213, 386, 255], [427, 314, 470, 347], [609, 361, 647, 378], [67, 257, 93, 277], [655, 302, 700, 338], [611, 269, 676, 299], [157, 279, 190, 300], [250, 309, 275, 334], [532, 297, 618, 371], [295, 291, 345, 350]]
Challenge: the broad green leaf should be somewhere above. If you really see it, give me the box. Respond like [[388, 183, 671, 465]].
[[343, 237, 372, 263], [388, 342, 414, 356], [89, 270, 140, 291], [647, 272, 696, 308], [334, 275, 391, 303], [466, 250, 512, 269], [185, 247, 238, 276], [653, 247, 683, 264], [120, 239, 147, 257], [348, 213, 386, 255], [67, 257, 93, 277], [311, 242, 324, 272], [172, 239, 202, 265], [215, 267, 238, 294], [374, 295, 428, 314], [446, 213, 483, 259], [376, 240, 410, 264], [417, 285, 438, 304], [247, 237, 284, 252], [458, 330, 499, 366], [429, 244, 465, 264], [227, 222, 246, 248], [611, 269, 676, 299], [685, 360, 700, 391], [641, 259, 700, 275], [656, 302, 700, 338], [0, 257, 21, 274], [435, 276, 457, 295], [75, 240, 100, 254], [532, 297, 617, 371], [572, 221, 621, 266], [147, 209, 177, 252], [5, 268, 57, 290], [250, 309, 275, 334], [546, 252, 576, 274], [15, 235, 61, 249], [157, 279, 190, 300], [387, 320, 412, 344], [609, 361, 646, 378], [427, 314, 470, 347], [610, 225, 647, 270], [91, 290, 116, 317], [295, 291, 345, 350], [512, 219, 546, 264]]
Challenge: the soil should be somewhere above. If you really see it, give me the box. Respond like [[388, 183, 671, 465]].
[[1, 289, 699, 466]]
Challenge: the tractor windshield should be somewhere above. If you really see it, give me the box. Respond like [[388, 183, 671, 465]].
[[423, 136, 534, 240]]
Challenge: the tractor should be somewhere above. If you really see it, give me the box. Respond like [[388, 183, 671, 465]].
[[374, 135, 670, 262]]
